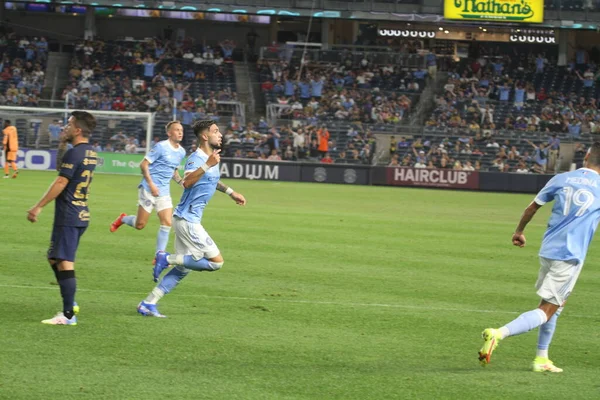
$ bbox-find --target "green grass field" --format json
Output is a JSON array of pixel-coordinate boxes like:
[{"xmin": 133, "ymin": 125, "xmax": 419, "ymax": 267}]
[{"xmin": 1, "ymin": 171, "xmax": 599, "ymax": 399}]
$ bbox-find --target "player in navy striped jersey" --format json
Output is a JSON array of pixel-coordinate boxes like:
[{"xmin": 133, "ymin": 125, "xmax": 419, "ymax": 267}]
[{"xmin": 27, "ymin": 111, "xmax": 97, "ymax": 326}]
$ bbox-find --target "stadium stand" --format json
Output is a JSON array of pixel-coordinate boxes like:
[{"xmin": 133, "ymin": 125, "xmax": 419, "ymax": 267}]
[
  {"xmin": 256, "ymin": 45, "xmax": 429, "ymax": 125},
  {"xmin": 61, "ymin": 38, "xmax": 242, "ymax": 152},
  {"xmin": 0, "ymin": 34, "xmax": 50, "ymax": 107}
]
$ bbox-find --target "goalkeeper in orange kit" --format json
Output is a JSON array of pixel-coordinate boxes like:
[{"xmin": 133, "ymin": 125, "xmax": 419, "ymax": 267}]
[{"xmin": 3, "ymin": 120, "xmax": 19, "ymax": 178}]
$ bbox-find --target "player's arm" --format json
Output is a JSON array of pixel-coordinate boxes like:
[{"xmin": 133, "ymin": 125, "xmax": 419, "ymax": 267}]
[
  {"xmin": 27, "ymin": 176, "xmax": 70, "ymax": 222},
  {"xmin": 512, "ymin": 201, "xmax": 542, "ymax": 247},
  {"xmin": 27, "ymin": 152, "xmax": 75, "ymax": 222},
  {"xmin": 217, "ymin": 181, "xmax": 247, "ymax": 205},
  {"xmin": 55, "ymin": 134, "xmax": 69, "ymax": 171},
  {"xmin": 512, "ymin": 176, "xmax": 559, "ymax": 247},
  {"xmin": 172, "ymin": 169, "xmax": 184, "ymax": 187},
  {"xmin": 182, "ymin": 150, "xmax": 221, "ymax": 189},
  {"xmin": 140, "ymin": 158, "xmax": 158, "ymax": 194}
]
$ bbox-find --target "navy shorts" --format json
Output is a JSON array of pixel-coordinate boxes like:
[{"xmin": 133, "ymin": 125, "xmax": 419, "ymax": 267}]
[{"xmin": 47, "ymin": 225, "xmax": 87, "ymax": 262}]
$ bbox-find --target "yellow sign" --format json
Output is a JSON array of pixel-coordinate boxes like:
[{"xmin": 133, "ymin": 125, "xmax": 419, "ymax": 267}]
[{"xmin": 445, "ymin": 0, "xmax": 544, "ymax": 23}]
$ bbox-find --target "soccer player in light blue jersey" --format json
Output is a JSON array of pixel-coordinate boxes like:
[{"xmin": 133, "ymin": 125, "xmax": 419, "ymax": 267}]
[
  {"xmin": 137, "ymin": 120, "xmax": 247, "ymax": 318},
  {"xmin": 479, "ymin": 142, "xmax": 600, "ymax": 372},
  {"xmin": 109, "ymin": 121, "xmax": 186, "ymax": 262}
]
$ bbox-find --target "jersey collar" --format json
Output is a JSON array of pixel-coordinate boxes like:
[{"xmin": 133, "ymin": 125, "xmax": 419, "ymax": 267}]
[
  {"xmin": 165, "ymin": 139, "xmax": 180, "ymax": 150},
  {"xmin": 579, "ymin": 168, "xmax": 599, "ymax": 175}
]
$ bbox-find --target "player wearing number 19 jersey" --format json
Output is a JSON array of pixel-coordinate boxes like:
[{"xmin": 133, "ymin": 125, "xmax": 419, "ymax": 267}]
[
  {"xmin": 27, "ymin": 111, "xmax": 98, "ymax": 326},
  {"xmin": 478, "ymin": 141, "xmax": 600, "ymax": 372}
]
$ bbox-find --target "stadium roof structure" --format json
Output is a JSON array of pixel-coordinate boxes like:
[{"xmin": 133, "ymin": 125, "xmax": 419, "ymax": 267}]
[{"xmin": 10, "ymin": 0, "xmax": 600, "ymax": 27}]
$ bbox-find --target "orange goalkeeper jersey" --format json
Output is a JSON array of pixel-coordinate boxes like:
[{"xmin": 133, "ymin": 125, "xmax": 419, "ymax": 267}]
[{"xmin": 3, "ymin": 126, "xmax": 18, "ymax": 152}]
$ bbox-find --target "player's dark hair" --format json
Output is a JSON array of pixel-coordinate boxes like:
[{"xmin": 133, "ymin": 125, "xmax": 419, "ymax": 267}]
[
  {"xmin": 192, "ymin": 120, "xmax": 215, "ymax": 141},
  {"xmin": 71, "ymin": 111, "xmax": 96, "ymax": 138},
  {"xmin": 4, "ymin": 120, "xmax": 10, "ymax": 125},
  {"xmin": 165, "ymin": 120, "xmax": 181, "ymax": 133},
  {"xmin": 586, "ymin": 141, "xmax": 600, "ymax": 167}
]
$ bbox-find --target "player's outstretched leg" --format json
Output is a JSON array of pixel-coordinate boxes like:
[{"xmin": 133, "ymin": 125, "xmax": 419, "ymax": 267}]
[
  {"xmin": 111, "ymin": 206, "xmax": 151, "ymax": 233},
  {"xmin": 532, "ymin": 308, "xmax": 563, "ymax": 373},
  {"xmin": 110, "ymin": 213, "xmax": 127, "ymax": 232},
  {"xmin": 138, "ymin": 265, "xmax": 191, "ymax": 318},
  {"xmin": 153, "ymin": 252, "xmax": 224, "ymax": 282},
  {"xmin": 479, "ymin": 308, "xmax": 548, "ymax": 366}
]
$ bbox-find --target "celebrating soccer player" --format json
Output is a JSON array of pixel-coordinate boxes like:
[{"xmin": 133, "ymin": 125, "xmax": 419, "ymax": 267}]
[
  {"xmin": 27, "ymin": 111, "xmax": 97, "ymax": 326},
  {"xmin": 137, "ymin": 120, "xmax": 246, "ymax": 318},
  {"xmin": 109, "ymin": 121, "xmax": 186, "ymax": 263},
  {"xmin": 479, "ymin": 142, "xmax": 600, "ymax": 372}
]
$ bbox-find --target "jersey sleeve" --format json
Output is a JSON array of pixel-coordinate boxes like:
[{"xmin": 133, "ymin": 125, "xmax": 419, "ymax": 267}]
[
  {"xmin": 144, "ymin": 143, "xmax": 163, "ymax": 164},
  {"xmin": 185, "ymin": 153, "xmax": 200, "ymax": 173},
  {"xmin": 534, "ymin": 175, "xmax": 563, "ymax": 205},
  {"xmin": 58, "ymin": 149, "xmax": 79, "ymax": 180}
]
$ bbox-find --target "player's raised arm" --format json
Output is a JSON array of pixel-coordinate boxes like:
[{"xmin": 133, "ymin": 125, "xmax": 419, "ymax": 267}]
[
  {"xmin": 216, "ymin": 180, "xmax": 246, "ymax": 205},
  {"xmin": 182, "ymin": 149, "xmax": 220, "ymax": 189},
  {"xmin": 55, "ymin": 132, "xmax": 68, "ymax": 170}
]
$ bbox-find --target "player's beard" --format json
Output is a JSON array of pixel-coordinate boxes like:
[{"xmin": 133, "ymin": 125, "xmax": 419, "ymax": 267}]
[{"xmin": 210, "ymin": 142, "xmax": 222, "ymax": 150}]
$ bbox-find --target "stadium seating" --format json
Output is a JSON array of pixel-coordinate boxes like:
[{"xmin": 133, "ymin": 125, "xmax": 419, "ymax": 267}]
[
  {"xmin": 256, "ymin": 53, "xmax": 426, "ymax": 125},
  {"xmin": 0, "ymin": 35, "xmax": 50, "ymax": 107},
  {"xmin": 64, "ymin": 39, "xmax": 237, "ymax": 111},
  {"xmin": 61, "ymin": 38, "xmax": 243, "ymax": 151}
]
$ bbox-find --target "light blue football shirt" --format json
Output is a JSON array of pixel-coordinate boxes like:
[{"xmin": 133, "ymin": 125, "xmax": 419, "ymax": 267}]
[
  {"xmin": 173, "ymin": 149, "xmax": 220, "ymax": 223},
  {"xmin": 534, "ymin": 168, "xmax": 600, "ymax": 264},
  {"xmin": 140, "ymin": 140, "xmax": 186, "ymax": 197}
]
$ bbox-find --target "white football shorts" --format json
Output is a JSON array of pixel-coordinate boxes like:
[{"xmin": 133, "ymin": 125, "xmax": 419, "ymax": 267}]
[
  {"xmin": 138, "ymin": 187, "xmax": 173, "ymax": 213},
  {"xmin": 535, "ymin": 257, "xmax": 583, "ymax": 306},
  {"xmin": 173, "ymin": 216, "xmax": 220, "ymax": 260}
]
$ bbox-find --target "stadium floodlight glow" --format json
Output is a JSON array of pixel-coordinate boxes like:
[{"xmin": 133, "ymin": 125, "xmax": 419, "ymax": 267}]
[
  {"xmin": 257, "ymin": 10, "xmax": 276, "ymax": 14},
  {"xmin": 207, "ymin": 8, "xmax": 221, "ymax": 12},
  {"xmin": 313, "ymin": 11, "xmax": 341, "ymax": 18},
  {"xmin": 180, "ymin": 6, "xmax": 196, "ymax": 10},
  {"xmin": 36, "ymin": 0, "xmax": 51, "ymax": 3},
  {"xmin": 135, "ymin": 4, "xmax": 146, "ymax": 8},
  {"xmin": 232, "ymin": 9, "xmax": 247, "ymax": 13},
  {"xmin": 112, "ymin": 3, "xmax": 123, "ymax": 7},
  {"xmin": 278, "ymin": 10, "xmax": 300, "ymax": 16}
]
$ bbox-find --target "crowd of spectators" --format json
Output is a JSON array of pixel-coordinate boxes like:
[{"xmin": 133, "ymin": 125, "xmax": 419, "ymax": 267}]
[
  {"xmin": 257, "ymin": 56, "xmax": 426, "ymax": 124},
  {"xmin": 211, "ymin": 119, "xmax": 375, "ymax": 164},
  {"xmin": 0, "ymin": 34, "xmax": 49, "ymax": 107},
  {"xmin": 61, "ymin": 37, "xmax": 238, "ymax": 121}
]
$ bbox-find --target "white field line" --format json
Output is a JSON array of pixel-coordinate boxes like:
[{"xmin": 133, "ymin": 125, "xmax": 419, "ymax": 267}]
[{"xmin": 0, "ymin": 284, "xmax": 597, "ymax": 320}]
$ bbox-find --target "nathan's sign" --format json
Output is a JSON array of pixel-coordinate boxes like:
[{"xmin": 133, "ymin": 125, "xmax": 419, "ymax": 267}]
[
  {"xmin": 444, "ymin": 0, "xmax": 543, "ymax": 23},
  {"xmin": 386, "ymin": 167, "xmax": 480, "ymax": 189}
]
